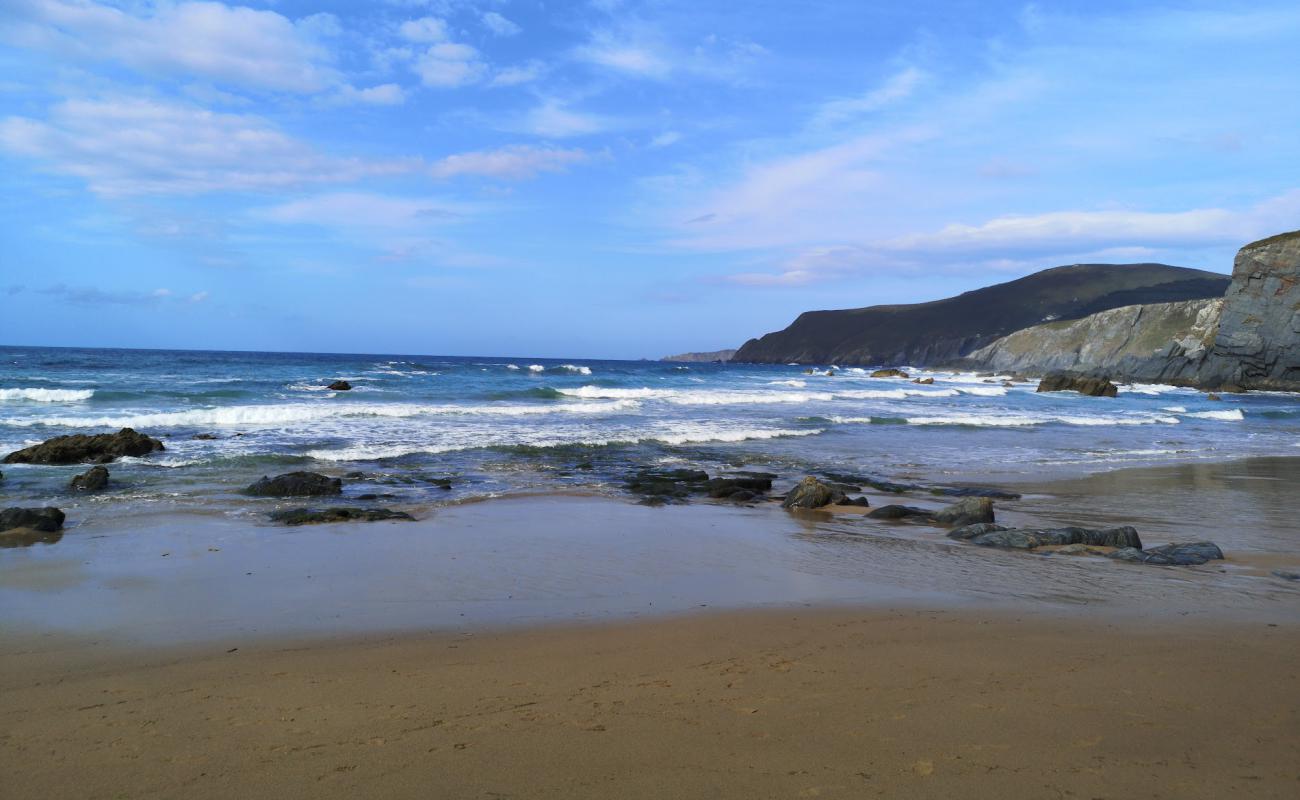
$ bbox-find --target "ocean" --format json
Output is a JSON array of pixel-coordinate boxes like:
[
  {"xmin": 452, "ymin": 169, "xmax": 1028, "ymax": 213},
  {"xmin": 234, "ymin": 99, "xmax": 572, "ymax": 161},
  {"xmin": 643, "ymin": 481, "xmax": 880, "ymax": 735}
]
[{"xmin": 2, "ymin": 345, "xmax": 1298, "ymax": 519}]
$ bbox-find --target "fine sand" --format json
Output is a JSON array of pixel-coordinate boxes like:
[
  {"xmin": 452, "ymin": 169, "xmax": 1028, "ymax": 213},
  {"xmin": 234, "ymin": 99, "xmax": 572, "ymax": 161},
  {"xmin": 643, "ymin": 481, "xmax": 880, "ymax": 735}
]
[{"xmin": 3, "ymin": 608, "xmax": 1297, "ymax": 799}]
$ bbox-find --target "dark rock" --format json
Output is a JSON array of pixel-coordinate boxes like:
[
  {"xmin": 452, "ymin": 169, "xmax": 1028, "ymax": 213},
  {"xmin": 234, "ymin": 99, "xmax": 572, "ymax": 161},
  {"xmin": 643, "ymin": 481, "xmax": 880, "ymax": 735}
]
[
  {"xmin": 932, "ymin": 486, "xmax": 1022, "ymax": 500},
  {"xmin": 1036, "ymin": 372, "xmax": 1118, "ymax": 397},
  {"xmin": 328, "ymin": 380, "xmax": 352, "ymax": 391},
  {"xmin": 1108, "ymin": 541, "xmax": 1224, "ymax": 566},
  {"xmin": 707, "ymin": 476, "xmax": 773, "ymax": 499},
  {"xmin": 961, "ymin": 525, "xmax": 1142, "ymax": 550},
  {"xmin": 947, "ymin": 523, "xmax": 1008, "ymax": 540},
  {"xmin": 268, "ymin": 507, "xmax": 414, "ymax": 526},
  {"xmin": 626, "ymin": 468, "xmax": 710, "ymax": 503},
  {"xmin": 193, "ymin": 433, "xmax": 219, "ymax": 440},
  {"xmin": 1206, "ymin": 392, "xmax": 1222, "ymax": 401},
  {"xmin": 870, "ymin": 368, "xmax": 909, "ymax": 378},
  {"xmin": 932, "ymin": 497, "xmax": 994, "ymax": 527},
  {"xmin": 838, "ymin": 496, "xmax": 871, "ymax": 507},
  {"xmin": 0, "ymin": 506, "xmax": 66, "ymax": 533},
  {"xmin": 69, "ymin": 465, "xmax": 109, "ymax": 492},
  {"xmin": 244, "ymin": 471, "xmax": 343, "ymax": 497},
  {"xmin": 1272, "ymin": 570, "xmax": 1300, "ymax": 581},
  {"xmin": 781, "ymin": 476, "xmax": 845, "ymax": 509},
  {"xmin": 912, "ymin": 377, "xmax": 935, "ymax": 385},
  {"xmin": 867, "ymin": 504, "xmax": 932, "ymax": 520},
  {"xmin": 3, "ymin": 427, "xmax": 164, "ymax": 465}
]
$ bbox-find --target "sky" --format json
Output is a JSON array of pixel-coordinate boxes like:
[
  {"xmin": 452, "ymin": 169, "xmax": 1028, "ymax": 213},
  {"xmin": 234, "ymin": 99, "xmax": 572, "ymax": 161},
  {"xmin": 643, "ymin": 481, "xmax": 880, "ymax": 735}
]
[{"xmin": 1, "ymin": 0, "xmax": 1298, "ymax": 358}]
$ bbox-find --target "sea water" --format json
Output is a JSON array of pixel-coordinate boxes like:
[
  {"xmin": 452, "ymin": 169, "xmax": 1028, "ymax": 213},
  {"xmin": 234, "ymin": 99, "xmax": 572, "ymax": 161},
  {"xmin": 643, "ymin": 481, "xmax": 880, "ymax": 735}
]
[{"xmin": 2, "ymin": 345, "xmax": 1298, "ymax": 518}]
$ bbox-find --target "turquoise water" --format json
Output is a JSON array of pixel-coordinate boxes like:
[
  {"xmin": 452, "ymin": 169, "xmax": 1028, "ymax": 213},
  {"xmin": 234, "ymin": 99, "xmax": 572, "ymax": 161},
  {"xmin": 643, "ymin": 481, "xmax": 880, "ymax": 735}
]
[{"xmin": 1, "ymin": 345, "xmax": 1298, "ymax": 517}]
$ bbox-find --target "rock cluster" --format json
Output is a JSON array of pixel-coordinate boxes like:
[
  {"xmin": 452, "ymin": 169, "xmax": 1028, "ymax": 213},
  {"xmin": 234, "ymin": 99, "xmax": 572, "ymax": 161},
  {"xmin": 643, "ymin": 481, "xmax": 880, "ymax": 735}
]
[
  {"xmin": 269, "ymin": 507, "xmax": 414, "ymax": 526},
  {"xmin": 3, "ymin": 428, "xmax": 164, "ymax": 465},
  {"xmin": 625, "ymin": 468, "xmax": 775, "ymax": 505},
  {"xmin": 1036, "ymin": 372, "xmax": 1118, "ymax": 397}
]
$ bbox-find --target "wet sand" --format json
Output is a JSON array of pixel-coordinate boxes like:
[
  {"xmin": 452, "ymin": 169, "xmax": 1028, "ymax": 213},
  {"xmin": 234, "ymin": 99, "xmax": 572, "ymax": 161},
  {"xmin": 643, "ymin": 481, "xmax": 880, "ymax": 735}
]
[
  {"xmin": 2, "ymin": 458, "xmax": 1298, "ymax": 798},
  {"xmin": 3, "ymin": 608, "xmax": 1297, "ymax": 799}
]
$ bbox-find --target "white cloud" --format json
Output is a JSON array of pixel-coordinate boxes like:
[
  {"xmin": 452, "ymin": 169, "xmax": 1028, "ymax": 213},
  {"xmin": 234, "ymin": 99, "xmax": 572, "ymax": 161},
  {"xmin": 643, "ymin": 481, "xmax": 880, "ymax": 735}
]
[
  {"xmin": 576, "ymin": 29, "xmax": 672, "ymax": 78},
  {"xmin": 413, "ymin": 42, "xmax": 485, "ymax": 88},
  {"xmin": 430, "ymin": 145, "xmax": 589, "ymax": 180},
  {"xmin": 398, "ymin": 16, "xmax": 449, "ymax": 43},
  {"xmin": 518, "ymin": 99, "xmax": 610, "ymax": 138},
  {"xmin": 649, "ymin": 131, "xmax": 682, "ymax": 148},
  {"xmin": 258, "ymin": 192, "xmax": 470, "ymax": 230},
  {"xmin": 0, "ymin": 97, "xmax": 413, "ymax": 196},
  {"xmin": 490, "ymin": 61, "xmax": 545, "ymax": 87},
  {"xmin": 811, "ymin": 67, "xmax": 925, "ymax": 127},
  {"xmin": 481, "ymin": 11, "xmax": 521, "ymax": 37},
  {"xmin": 1, "ymin": 0, "xmax": 339, "ymax": 93},
  {"xmin": 334, "ymin": 83, "xmax": 407, "ymax": 105}
]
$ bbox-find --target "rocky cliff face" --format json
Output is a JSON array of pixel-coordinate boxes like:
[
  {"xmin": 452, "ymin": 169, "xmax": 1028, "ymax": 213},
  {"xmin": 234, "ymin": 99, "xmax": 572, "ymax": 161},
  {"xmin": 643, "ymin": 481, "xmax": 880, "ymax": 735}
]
[
  {"xmin": 1197, "ymin": 231, "xmax": 1300, "ymax": 390},
  {"xmin": 732, "ymin": 264, "xmax": 1229, "ymax": 366},
  {"xmin": 966, "ymin": 231, "xmax": 1299, "ymax": 390},
  {"xmin": 968, "ymin": 298, "xmax": 1222, "ymax": 380}
]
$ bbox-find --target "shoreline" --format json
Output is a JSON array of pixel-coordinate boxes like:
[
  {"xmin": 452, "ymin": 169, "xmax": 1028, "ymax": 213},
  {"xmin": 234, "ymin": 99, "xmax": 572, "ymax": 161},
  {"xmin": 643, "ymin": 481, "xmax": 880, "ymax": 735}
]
[{"xmin": 3, "ymin": 606, "xmax": 1297, "ymax": 799}]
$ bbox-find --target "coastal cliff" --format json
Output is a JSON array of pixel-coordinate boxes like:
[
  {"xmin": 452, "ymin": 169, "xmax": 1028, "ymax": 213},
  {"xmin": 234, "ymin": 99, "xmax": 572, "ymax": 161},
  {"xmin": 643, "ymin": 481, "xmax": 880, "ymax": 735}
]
[
  {"xmin": 967, "ymin": 231, "xmax": 1299, "ymax": 391},
  {"xmin": 662, "ymin": 349, "xmax": 737, "ymax": 363},
  {"xmin": 967, "ymin": 298, "xmax": 1222, "ymax": 380},
  {"xmin": 732, "ymin": 264, "xmax": 1229, "ymax": 366}
]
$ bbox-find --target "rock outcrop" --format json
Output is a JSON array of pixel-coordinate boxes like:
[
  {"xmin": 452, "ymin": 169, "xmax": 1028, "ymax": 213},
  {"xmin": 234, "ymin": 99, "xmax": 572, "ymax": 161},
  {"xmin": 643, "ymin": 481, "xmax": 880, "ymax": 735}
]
[
  {"xmin": 244, "ymin": 472, "xmax": 343, "ymax": 497},
  {"xmin": 782, "ymin": 476, "xmax": 845, "ymax": 509},
  {"xmin": 69, "ymin": 466, "xmax": 110, "ymax": 491},
  {"xmin": 327, "ymin": 380, "xmax": 352, "ymax": 391},
  {"xmin": 3, "ymin": 428, "xmax": 164, "ymax": 465},
  {"xmin": 268, "ymin": 507, "xmax": 414, "ymax": 525},
  {"xmin": 1036, "ymin": 372, "xmax": 1119, "ymax": 397},
  {"xmin": 967, "ymin": 231, "xmax": 1299, "ymax": 391},
  {"xmin": 733, "ymin": 263, "xmax": 1229, "ymax": 366},
  {"xmin": 1, "ymin": 507, "xmax": 66, "ymax": 533},
  {"xmin": 661, "ymin": 349, "xmax": 737, "ymax": 363}
]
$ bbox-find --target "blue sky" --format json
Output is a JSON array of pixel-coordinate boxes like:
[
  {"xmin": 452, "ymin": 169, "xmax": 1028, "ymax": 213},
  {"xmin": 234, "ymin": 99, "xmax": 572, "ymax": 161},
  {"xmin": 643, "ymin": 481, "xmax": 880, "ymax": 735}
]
[{"xmin": 1, "ymin": 0, "xmax": 1297, "ymax": 358}]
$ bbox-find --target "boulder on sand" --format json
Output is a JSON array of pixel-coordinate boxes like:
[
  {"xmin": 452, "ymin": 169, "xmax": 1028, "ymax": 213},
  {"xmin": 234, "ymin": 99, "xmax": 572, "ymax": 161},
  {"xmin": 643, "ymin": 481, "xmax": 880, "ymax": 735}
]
[
  {"xmin": 782, "ymin": 476, "xmax": 845, "ymax": 509},
  {"xmin": 244, "ymin": 472, "xmax": 343, "ymax": 497},
  {"xmin": 867, "ymin": 504, "xmax": 932, "ymax": 520},
  {"xmin": 69, "ymin": 465, "xmax": 109, "ymax": 492},
  {"xmin": 3, "ymin": 428, "xmax": 164, "ymax": 465},
  {"xmin": 327, "ymin": 380, "xmax": 352, "ymax": 391},
  {"xmin": 1, "ymin": 507, "xmax": 66, "ymax": 533},
  {"xmin": 1036, "ymin": 372, "xmax": 1118, "ymax": 397},
  {"xmin": 932, "ymin": 497, "xmax": 994, "ymax": 527},
  {"xmin": 1108, "ymin": 541, "xmax": 1224, "ymax": 566}
]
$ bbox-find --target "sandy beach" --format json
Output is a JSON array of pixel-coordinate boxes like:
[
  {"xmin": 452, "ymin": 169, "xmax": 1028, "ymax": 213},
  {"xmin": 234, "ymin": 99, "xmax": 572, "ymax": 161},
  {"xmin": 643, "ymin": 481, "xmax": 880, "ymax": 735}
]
[{"xmin": 3, "ymin": 608, "xmax": 1297, "ymax": 799}]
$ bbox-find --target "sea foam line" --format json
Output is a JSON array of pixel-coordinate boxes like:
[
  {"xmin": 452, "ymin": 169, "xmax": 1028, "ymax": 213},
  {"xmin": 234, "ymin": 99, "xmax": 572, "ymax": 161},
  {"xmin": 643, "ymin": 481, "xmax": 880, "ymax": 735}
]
[{"xmin": 0, "ymin": 388, "xmax": 95, "ymax": 402}]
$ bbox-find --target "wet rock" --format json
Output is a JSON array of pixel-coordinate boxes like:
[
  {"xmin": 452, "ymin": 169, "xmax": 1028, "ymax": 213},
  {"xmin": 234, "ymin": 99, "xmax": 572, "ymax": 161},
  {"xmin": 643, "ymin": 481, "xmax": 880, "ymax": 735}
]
[
  {"xmin": 1108, "ymin": 541, "xmax": 1224, "ymax": 566},
  {"xmin": 1036, "ymin": 372, "xmax": 1118, "ymax": 397},
  {"xmin": 959, "ymin": 525, "xmax": 1142, "ymax": 550},
  {"xmin": 707, "ymin": 476, "xmax": 773, "ymax": 499},
  {"xmin": 626, "ymin": 468, "xmax": 710, "ymax": 504},
  {"xmin": 912, "ymin": 377, "xmax": 935, "ymax": 385},
  {"xmin": 244, "ymin": 471, "xmax": 343, "ymax": 497},
  {"xmin": 69, "ymin": 465, "xmax": 109, "ymax": 492},
  {"xmin": 932, "ymin": 486, "xmax": 1022, "ymax": 500},
  {"xmin": 1272, "ymin": 570, "xmax": 1300, "ymax": 581},
  {"xmin": 268, "ymin": 507, "xmax": 414, "ymax": 526},
  {"xmin": 781, "ymin": 476, "xmax": 845, "ymax": 509},
  {"xmin": 837, "ymin": 496, "xmax": 871, "ymax": 507},
  {"xmin": 328, "ymin": 380, "xmax": 352, "ymax": 391},
  {"xmin": 870, "ymin": 368, "xmax": 909, "ymax": 378},
  {"xmin": 193, "ymin": 433, "xmax": 219, "ymax": 441},
  {"xmin": 3, "ymin": 427, "xmax": 164, "ymax": 465},
  {"xmin": 947, "ymin": 523, "xmax": 1007, "ymax": 540},
  {"xmin": 1, "ymin": 506, "xmax": 66, "ymax": 533},
  {"xmin": 867, "ymin": 504, "xmax": 932, "ymax": 520},
  {"xmin": 1206, "ymin": 392, "xmax": 1222, "ymax": 401},
  {"xmin": 933, "ymin": 497, "xmax": 994, "ymax": 527}
]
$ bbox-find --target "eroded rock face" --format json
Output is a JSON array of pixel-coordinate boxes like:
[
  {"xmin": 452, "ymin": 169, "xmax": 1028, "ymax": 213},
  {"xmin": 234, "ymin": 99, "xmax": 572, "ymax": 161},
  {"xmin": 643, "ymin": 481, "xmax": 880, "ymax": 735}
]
[
  {"xmin": 1200, "ymin": 231, "xmax": 1300, "ymax": 391},
  {"xmin": 3, "ymin": 428, "xmax": 164, "ymax": 465},
  {"xmin": 69, "ymin": 466, "xmax": 109, "ymax": 491},
  {"xmin": 244, "ymin": 472, "xmax": 343, "ymax": 497},
  {"xmin": 1036, "ymin": 372, "xmax": 1118, "ymax": 397}
]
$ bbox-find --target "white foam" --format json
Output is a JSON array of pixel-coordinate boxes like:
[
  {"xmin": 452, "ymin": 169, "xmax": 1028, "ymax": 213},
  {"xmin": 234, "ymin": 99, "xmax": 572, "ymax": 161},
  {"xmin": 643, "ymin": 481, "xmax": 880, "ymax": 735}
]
[
  {"xmin": 957, "ymin": 386, "xmax": 1008, "ymax": 397},
  {"xmin": 902, "ymin": 412, "xmax": 1180, "ymax": 427},
  {"xmin": 305, "ymin": 425, "xmax": 823, "ymax": 461},
  {"xmin": 769, "ymin": 380, "xmax": 807, "ymax": 388},
  {"xmin": 506, "ymin": 364, "xmax": 520, "ymax": 370},
  {"xmin": 555, "ymin": 364, "xmax": 593, "ymax": 375},
  {"xmin": 528, "ymin": 364, "xmax": 545, "ymax": 373},
  {"xmin": 835, "ymin": 388, "xmax": 961, "ymax": 399},
  {"xmin": 1161, "ymin": 406, "xmax": 1188, "ymax": 413},
  {"xmin": 1, "ymin": 400, "xmax": 642, "ymax": 428},
  {"xmin": 1184, "ymin": 409, "xmax": 1245, "ymax": 421},
  {"xmin": 0, "ymin": 388, "xmax": 95, "ymax": 402}
]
